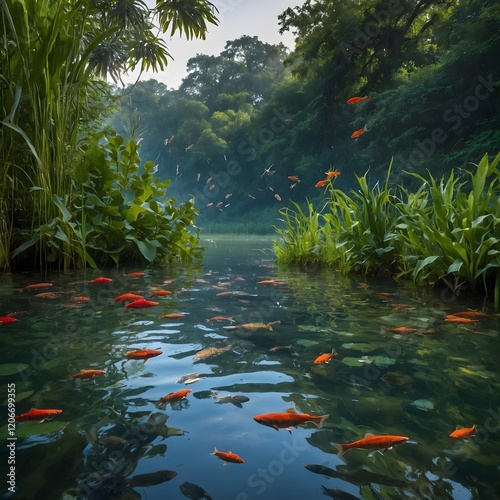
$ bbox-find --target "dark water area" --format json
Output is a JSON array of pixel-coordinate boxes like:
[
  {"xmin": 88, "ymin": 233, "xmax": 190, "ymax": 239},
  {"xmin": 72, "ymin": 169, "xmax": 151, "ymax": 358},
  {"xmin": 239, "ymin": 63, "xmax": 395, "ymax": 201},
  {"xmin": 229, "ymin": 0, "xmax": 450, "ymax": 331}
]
[{"xmin": 1, "ymin": 235, "xmax": 499, "ymax": 500}]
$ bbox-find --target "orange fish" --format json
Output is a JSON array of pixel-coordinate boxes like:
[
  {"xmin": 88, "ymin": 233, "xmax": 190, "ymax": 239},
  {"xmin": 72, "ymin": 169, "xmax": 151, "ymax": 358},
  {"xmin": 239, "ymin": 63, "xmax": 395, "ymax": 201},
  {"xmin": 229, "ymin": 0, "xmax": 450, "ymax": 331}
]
[
  {"xmin": 73, "ymin": 296, "xmax": 90, "ymax": 302},
  {"xmin": 72, "ymin": 369, "xmax": 106, "ymax": 379},
  {"xmin": 325, "ymin": 170, "xmax": 341, "ymax": 178},
  {"xmin": 315, "ymin": 179, "xmax": 330, "ymax": 188},
  {"xmin": 314, "ymin": 348, "xmax": 337, "ymax": 364},
  {"xmin": 257, "ymin": 280, "xmax": 284, "ymax": 286},
  {"xmin": 125, "ymin": 299, "xmax": 159, "ymax": 308},
  {"xmin": 332, "ymin": 434, "xmax": 409, "ymax": 458},
  {"xmin": 90, "ymin": 277, "xmax": 112, "ymax": 284},
  {"xmin": 0, "ymin": 316, "xmax": 17, "ymax": 324},
  {"xmin": 122, "ymin": 272, "xmax": 145, "ymax": 277},
  {"xmin": 444, "ymin": 315, "xmax": 478, "ymax": 324},
  {"xmin": 452, "ymin": 310, "xmax": 488, "ymax": 319},
  {"xmin": 125, "ymin": 349, "xmax": 163, "ymax": 361},
  {"xmin": 351, "ymin": 125, "xmax": 368, "ymax": 139},
  {"xmin": 151, "ymin": 290, "xmax": 172, "ymax": 297},
  {"xmin": 160, "ymin": 313, "xmax": 185, "ymax": 319},
  {"xmin": 346, "ymin": 95, "xmax": 371, "ymax": 104},
  {"xmin": 385, "ymin": 326, "xmax": 418, "ymax": 334},
  {"xmin": 15, "ymin": 408, "xmax": 62, "ymax": 422},
  {"xmin": 35, "ymin": 292, "xmax": 61, "ymax": 299},
  {"xmin": 211, "ymin": 447, "xmax": 244, "ymax": 464},
  {"xmin": 288, "ymin": 175, "xmax": 300, "ymax": 182},
  {"xmin": 449, "ymin": 425, "xmax": 477, "ymax": 440},
  {"xmin": 253, "ymin": 408, "xmax": 329, "ymax": 433},
  {"xmin": 24, "ymin": 282, "xmax": 53, "ymax": 291},
  {"xmin": 206, "ymin": 315, "xmax": 234, "ymax": 322},
  {"xmin": 114, "ymin": 293, "xmax": 144, "ymax": 302},
  {"xmin": 154, "ymin": 389, "xmax": 191, "ymax": 406}
]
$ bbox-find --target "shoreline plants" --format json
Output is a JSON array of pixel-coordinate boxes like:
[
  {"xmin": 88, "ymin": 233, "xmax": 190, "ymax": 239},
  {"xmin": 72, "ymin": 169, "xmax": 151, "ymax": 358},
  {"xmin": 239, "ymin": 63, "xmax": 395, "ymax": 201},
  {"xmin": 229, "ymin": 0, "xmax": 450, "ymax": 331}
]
[{"xmin": 274, "ymin": 152, "xmax": 500, "ymax": 307}]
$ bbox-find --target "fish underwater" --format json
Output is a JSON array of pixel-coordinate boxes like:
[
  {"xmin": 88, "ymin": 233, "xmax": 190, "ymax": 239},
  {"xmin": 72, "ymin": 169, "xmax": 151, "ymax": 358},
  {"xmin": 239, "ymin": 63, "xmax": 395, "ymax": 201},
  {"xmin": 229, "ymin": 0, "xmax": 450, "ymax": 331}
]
[
  {"xmin": 194, "ymin": 344, "xmax": 234, "ymax": 361},
  {"xmin": 125, "ymin": 349, "xmax": 163, "ymax": 361},
  {"xmin": 211, "ymin": 447, "xmax": 244, "ymax": 464},
  {"xmin": 346, "ymin": 95, "xmax": 371, "ymax": 104},
  {"xmin": 314, "ymin": 348, "xmax": 337, "ymax": 364},
  {"xmin": 351, "ymin": 125, "xmax": 368, "ymax": 139},
  {"xmin": 90, "ymin": 277, "xmax": 112, "ymax": 284},
  {"xmin": 224, "ymin": 321, "xmax": 280, "ymax": 331},
  {"xmin": 449, "ymin": 425, "xmax": 477, "ymax": 440},
  {"xmin": 72, "ymin": 369, "xmax": 106, "ymax": 379},
  {"xmin": 0, "ymin": 316, "xmax": 17, "ymax": 324},
  {"xmin": 331, "ymin": 433, "xmax": 409, "ymax": 457},
  {"xmin": 125, "ymin": 298, "xmax": 159, "ymax": 308},
  {"xmin": 212, "ymin": 391, "xmax": 250, "ymax": 408},
  {"xmin": 113, "ymin": 293, "xmax": 143, "ymax": 302},
  {"xmin": 253, "ymin": 407, "xmax": 329, "ymax": 433},
  {"xmin": 154, "ymin": 389, "xmax": 191, "ymax": 407},
  {"xmin": 15, "ymin": 408, "xmax": 62, "ymax": 422}
]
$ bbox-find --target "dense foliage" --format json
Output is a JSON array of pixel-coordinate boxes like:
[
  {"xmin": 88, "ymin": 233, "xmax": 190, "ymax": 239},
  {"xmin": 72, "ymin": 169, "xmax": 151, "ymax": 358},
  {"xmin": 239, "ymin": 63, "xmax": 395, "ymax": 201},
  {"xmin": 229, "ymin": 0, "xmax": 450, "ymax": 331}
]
[
  {"xmin": 274, "ymin": 153, "xmax": 500, "ymax": 307},
  {"xmin": 0, "ymin": 0, "xmax": 217, "ymax": 270}
]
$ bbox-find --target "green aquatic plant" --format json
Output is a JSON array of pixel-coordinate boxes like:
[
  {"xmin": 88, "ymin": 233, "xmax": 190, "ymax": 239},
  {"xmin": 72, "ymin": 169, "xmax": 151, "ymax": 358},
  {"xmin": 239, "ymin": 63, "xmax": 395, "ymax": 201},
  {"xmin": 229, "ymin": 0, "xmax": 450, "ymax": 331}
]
[
  {"xmin": 273, "ymin": 152, "xmax": 500, "ymax": 306},
  {"xmin": 397, "ymin": 152, "xmax": 500, "ymax": 306}
]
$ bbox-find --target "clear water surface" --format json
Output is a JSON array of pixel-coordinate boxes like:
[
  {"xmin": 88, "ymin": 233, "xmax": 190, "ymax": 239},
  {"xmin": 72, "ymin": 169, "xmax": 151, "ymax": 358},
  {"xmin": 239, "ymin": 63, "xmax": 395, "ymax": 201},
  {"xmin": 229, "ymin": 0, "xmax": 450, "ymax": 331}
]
[{"xmin": 0, "ymin": 235, "xmax": 499, "ymax": 499}]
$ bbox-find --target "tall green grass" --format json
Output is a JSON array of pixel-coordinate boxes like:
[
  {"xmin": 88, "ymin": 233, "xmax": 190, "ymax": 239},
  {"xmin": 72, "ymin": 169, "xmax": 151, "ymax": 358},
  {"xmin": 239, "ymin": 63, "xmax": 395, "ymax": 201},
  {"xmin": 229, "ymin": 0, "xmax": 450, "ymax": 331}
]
[{"xmin": 274, "ymin": 152, "xmax": 500, "ymax": 307}]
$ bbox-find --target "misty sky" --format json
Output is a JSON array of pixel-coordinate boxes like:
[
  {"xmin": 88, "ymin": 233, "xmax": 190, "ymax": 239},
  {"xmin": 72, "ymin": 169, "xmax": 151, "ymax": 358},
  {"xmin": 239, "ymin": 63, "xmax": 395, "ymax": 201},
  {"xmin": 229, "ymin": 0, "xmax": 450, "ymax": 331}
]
[{"xmin": 121, "ymin": 0, "xmax": 300, "ymax": 88}]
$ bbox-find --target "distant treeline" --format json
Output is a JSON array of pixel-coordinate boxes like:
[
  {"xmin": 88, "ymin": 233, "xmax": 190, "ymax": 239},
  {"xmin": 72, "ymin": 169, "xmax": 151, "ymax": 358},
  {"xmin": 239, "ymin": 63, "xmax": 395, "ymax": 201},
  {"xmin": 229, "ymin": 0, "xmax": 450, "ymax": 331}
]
[{"xmin": 113, "ymin": 0, "xmax": 500, "ymax": 229}]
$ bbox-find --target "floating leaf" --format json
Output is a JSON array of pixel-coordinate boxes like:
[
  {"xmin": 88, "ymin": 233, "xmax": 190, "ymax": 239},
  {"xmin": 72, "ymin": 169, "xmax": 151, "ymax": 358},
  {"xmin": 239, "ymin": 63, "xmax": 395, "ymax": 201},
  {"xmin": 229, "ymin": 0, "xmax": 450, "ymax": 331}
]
[{"xmin": 0, "ymin": 363, "xmax": 29, "ymax": 376}]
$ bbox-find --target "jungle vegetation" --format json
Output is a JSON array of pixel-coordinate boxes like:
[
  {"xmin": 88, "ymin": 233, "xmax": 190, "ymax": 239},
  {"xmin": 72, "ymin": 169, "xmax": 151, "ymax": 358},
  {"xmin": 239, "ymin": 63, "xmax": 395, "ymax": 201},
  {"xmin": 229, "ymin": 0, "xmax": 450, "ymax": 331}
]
[{"xmin": 0, "ymin": 0, "xmax": 218, "ymax": 270}]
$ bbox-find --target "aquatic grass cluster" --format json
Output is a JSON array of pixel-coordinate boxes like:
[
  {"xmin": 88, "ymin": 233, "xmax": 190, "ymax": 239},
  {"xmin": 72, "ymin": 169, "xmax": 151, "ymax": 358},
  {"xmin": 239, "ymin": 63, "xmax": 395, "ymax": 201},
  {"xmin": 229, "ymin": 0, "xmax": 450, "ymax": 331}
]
[{"xmin": 274, "ymin": 152, "xmax": 500, "ymax": 306}]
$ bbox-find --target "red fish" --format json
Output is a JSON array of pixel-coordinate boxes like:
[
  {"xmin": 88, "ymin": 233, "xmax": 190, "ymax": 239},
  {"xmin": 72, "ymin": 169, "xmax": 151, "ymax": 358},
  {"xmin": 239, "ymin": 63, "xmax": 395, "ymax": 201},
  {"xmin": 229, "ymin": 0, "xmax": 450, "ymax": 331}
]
[
  {"xmin": 0, "ymin": 316, "xmax": 17, "ymax": 324},
  {"xmin": 35, "ymin": 292, "xmax": 62, "ymax": 299},
  {"xmin": 384, "ymin": 327, "xmax": 418, "ymax": 334},
  {"xmin": 151, "ymin": 290, "xmax": 172, "ymax": 297},
  {"xmin": 73, "ymin": 296, "xmax": 90, "ymax": 302},
  {"xmin": 257, "ymin": 280, "xmax": 284, "ymax": 286},
  {"xmin": 315, "ymin": 179, "xmax": 330, "ymax": 188},
  {"xmin": 114, "ymin": 293, "xmax": 144, "ymax": 303},
  {"xmin": 332, "ymin": 434, "xmax": 409, "ymax": 457},
  {"xmin": 15, "ymin": 408, "xmax": 62, "ymax": 422},
  {"xmin": 125, "ymin": 349, "xmax": 163, "ymax": 361},
  {"xmin": 206, "ymin": 315, "xmax": 234, "ymax": 322},
  {"xmin": 253, "ymin": 408, "xmax": 329, "ymax": 433},
  {"xmin": 449, "ymin": 425, "xmax": 477, "ymax": 440},
  {"xmin": 160, "ymin": 313, "xmax": 185, "ymax": 319},
  {"xmin": 444, "ymin": 315, "xmax": 478, "ymax": 324},
  {"xmin": 351, "ymin": 125, "xmax": 368, "ymax": 139},
  {"xmin": 24, "ymin": 282, "xmax": 53, "ymax": 291},
  {"xmin": 211, "ymin": 447, "xmax": 244, "ymax": 464},
  {"xmin": 122, "ymin": 272, "xmax": 145, "ymax": 277},
  {"xmin": 72, "ymin": 369, "xmax": 106, "ymax": 379},
  {"xmin": 325, "ymin": 170, "xmax": 341, "ymax": 179},
  {"xmin": 90, "ymin": 277, "xmax": 112, "ymax": 284},
  {"xmin": 452, "ymin": 310, "xmax": 488, "ymax": 318},
  {"xmin": 154, "ymin": 389, "xmax": 191, "ymax": 406},
  {"xmin": 346, "ymin": 95, "xmax": 371, "ymax": 104},
  {"xmin": 314, "ymin": 348, "xmax": 337, "ymax": 364},
  {"xmin": 125, "ymin": 299, "xmax": 159, "ymax": 308},
  {"xmin": 288, "ymin": 175, "xmax": 300, "ymax": 182}
]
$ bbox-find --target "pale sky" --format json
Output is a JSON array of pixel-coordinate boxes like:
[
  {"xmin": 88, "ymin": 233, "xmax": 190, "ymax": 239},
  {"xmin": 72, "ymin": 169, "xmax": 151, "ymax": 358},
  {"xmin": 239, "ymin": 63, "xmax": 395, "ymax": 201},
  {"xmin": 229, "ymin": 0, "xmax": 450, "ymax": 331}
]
[{"xmin": 122, "ymin": 0, "xmax": 300, "ymax": 88}]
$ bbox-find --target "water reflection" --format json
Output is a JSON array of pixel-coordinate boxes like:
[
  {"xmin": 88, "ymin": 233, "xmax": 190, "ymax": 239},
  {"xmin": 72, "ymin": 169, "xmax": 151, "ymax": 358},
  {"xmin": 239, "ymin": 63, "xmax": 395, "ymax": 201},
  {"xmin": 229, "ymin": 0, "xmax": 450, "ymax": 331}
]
[{"xmin": 0, "ymin": 236, "xmax": 499, "ymax": 499}]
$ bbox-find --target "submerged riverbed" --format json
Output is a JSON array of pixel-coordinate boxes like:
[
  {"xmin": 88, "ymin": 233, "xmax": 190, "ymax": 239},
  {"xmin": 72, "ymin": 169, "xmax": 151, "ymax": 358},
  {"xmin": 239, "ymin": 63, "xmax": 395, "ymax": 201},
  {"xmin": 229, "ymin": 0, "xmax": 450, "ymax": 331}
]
[{"xmin": 1, "ymin": 235, "xmax": 499, "ymax": 499}]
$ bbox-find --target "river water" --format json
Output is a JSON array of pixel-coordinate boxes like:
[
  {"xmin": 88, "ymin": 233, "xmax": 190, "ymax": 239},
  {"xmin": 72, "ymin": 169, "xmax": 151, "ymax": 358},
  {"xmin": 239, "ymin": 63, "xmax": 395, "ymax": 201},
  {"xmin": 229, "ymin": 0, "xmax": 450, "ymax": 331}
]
[{"xmin": 0, "ymin": 235, "xmax": 499, "ymax": 499}]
